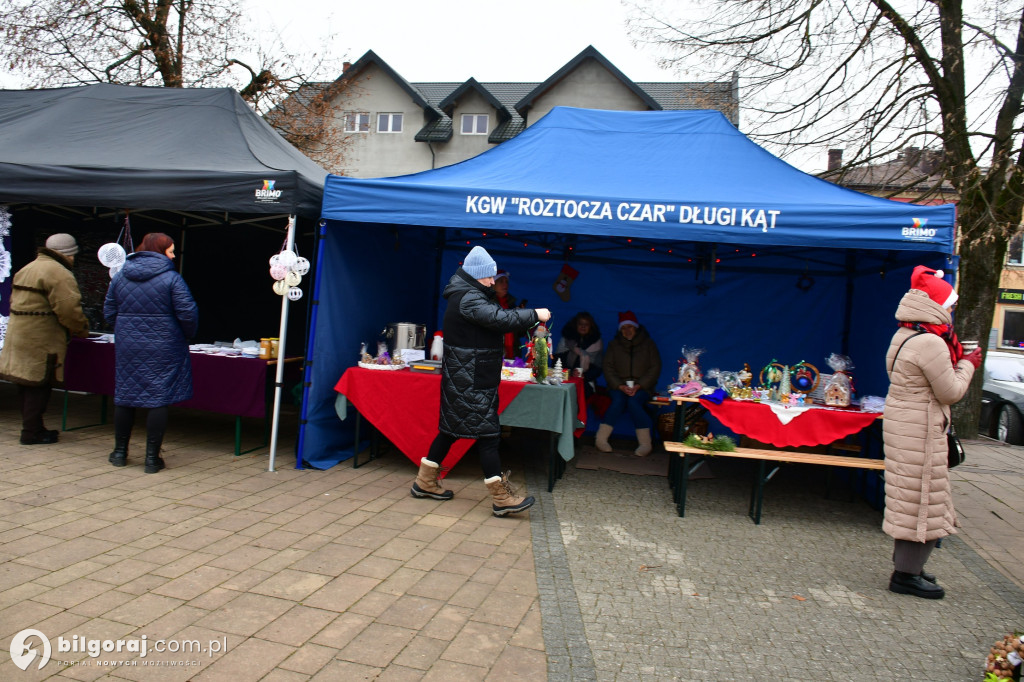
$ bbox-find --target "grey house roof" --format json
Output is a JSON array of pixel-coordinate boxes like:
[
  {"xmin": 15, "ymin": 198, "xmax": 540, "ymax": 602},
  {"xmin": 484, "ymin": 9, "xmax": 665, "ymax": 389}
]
[
  {"xmin": 820, "ymin": 148, "xmax": 957, "ymax": 199},
  {"xmin": 301, "ymin": 45, "xmax": 739, "ymax": 145}
]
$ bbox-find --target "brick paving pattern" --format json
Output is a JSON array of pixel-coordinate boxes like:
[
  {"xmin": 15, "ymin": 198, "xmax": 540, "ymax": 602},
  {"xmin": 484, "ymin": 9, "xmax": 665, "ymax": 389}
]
[{"xmin": 0, "ymin": 385, "xmax": 1020, "ymax": 680}]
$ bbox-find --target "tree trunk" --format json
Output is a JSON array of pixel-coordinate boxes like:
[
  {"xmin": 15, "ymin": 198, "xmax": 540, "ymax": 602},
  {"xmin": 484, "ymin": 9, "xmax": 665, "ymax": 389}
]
[{"xmin": 950, "ymin": 202, "xmax": 1006, "ymax": 438}]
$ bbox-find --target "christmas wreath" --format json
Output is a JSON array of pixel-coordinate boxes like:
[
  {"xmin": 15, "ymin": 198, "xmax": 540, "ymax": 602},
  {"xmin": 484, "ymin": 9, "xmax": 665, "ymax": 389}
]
[
  {"xmin": 682, "ymin": 433, "xmax": 736, "ymax": 452},
  {"xmin": 985, "ymin": 632, "xmax": 1023, "ymax": 681}
]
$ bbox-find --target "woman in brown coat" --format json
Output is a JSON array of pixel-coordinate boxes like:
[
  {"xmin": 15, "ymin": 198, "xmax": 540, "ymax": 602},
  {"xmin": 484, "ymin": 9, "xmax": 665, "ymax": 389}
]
[
  {"xmin": 883, "ymin": 266, "xmax": 981, "ymax": 599},
  {"xmin": 0, "ymin": 234, "xmax": 90, "ymax": 444}
]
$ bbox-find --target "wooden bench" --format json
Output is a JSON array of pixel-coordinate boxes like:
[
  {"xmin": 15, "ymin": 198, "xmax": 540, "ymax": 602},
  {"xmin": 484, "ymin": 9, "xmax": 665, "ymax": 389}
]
[{"xmin": 664, "ymin": 441, "xmax": 885, "ymax": 524}]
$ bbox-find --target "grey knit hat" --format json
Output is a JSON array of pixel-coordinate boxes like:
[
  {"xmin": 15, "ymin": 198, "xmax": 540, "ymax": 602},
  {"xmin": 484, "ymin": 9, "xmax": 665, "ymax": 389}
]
[
  {"xmin": 45, "ymin": 233, "xmax": 79, "ymax": 256},
  {"xmin": 462, "ymin": 245, "xmax": 497, "ymax": 279}
]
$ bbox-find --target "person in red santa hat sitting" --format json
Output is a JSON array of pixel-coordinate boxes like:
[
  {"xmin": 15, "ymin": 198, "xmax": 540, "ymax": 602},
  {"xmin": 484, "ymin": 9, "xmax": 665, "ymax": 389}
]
[{"xmin": 596, "ymin": 311, "xmax": 661, "ymax": 456}]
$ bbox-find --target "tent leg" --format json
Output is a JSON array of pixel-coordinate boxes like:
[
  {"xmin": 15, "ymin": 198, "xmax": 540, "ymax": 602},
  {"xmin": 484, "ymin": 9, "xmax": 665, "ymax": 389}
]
[{"xmin": 268, "ymin": 215, "xmax": 296, "ymax": 472}]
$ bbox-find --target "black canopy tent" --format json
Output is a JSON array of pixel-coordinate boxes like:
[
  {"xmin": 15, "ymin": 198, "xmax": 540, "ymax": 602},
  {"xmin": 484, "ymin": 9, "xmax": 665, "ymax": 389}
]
[{"xmin": 0, "ymin": 83, "xmax": 328, "ymax": 351}]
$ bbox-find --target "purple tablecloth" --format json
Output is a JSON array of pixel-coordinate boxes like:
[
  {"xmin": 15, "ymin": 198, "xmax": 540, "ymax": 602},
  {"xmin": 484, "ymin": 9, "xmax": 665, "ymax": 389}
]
[{"xmin": 64, "ymin": 338, "xmax": 270, "ymax": 418}]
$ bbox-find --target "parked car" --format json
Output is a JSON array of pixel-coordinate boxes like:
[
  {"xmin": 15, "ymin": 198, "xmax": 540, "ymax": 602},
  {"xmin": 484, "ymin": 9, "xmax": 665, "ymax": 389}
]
[{"xmin": 980, "ymin": 351, "xmax": 1024, "ymax": 444}]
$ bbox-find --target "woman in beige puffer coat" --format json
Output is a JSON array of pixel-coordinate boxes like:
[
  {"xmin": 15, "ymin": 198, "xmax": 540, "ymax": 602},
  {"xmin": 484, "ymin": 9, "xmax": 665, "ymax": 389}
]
[{"xmin": 882, "ymin": 266, "xmax": 981, "ymax": 600}]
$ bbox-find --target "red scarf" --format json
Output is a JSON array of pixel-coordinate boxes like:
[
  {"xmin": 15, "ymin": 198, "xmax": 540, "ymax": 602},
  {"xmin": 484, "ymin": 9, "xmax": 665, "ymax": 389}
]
[{"xmin": 899, "ymin": 321, "xmax": 963, "ymax": 365}]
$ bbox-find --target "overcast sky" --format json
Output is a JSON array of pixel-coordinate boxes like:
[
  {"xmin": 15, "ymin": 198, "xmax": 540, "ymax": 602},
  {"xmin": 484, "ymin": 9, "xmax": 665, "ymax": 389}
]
[{"xmin": 248, "ymin": 0, "xmax": 677, "ymax": 83}]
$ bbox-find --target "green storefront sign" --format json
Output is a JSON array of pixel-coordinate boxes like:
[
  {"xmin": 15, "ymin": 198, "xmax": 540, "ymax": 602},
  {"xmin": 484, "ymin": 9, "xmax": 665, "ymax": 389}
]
[{"xmin": 998, "ymin": 289, "xmax": 1024, "ymax": 303}]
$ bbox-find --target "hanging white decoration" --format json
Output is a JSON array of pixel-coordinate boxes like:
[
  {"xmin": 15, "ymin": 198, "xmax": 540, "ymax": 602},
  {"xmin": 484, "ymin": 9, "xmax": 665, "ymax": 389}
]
[
  {"xmin": 276, "ymin": 249, "xmax": 297, "ymax": 268},
  {"xmin": 0, "ymin": 315, "xmax": 7, "ymax": 351},
  {"xmin": 0, "ymin": 247, "xmax": 10, "ymax": 283},
  {"xmin": 269, "ymin": 237, "xmax": 304, "ymax": 301},
  {"xmin": 98, "ymin": 242, "xmax": 127, "ymax": 268},
  {"xmin": 0, "ymin": 205, "xmax": 11, "ymax": 238}
]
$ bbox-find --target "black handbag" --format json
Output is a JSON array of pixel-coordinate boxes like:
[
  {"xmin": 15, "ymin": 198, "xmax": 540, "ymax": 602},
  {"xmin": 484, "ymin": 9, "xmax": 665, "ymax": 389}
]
[
  {"xmin": 890, "ymin": 330, "xmax": 966, "ymax": 469},
  {"xmin": 947, "ymin": 425, "xmax": 965, "ymax": 469}
]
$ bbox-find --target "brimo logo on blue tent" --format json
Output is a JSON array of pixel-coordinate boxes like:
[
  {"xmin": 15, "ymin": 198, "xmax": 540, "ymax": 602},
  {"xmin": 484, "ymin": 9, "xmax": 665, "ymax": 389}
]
[{"xmin": 902, "ymin": 218, "xmax": 936, "ymax": 240}]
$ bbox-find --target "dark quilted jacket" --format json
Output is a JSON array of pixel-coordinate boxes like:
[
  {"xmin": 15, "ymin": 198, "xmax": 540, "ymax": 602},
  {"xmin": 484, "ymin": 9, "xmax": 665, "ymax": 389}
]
[
  {"xmin": 104, "ymin": 251, "xmax": 198, "ymax": 408},
  {"xmin": 439, "ymin": 269, "xmax": 538, "ymax": 438}
]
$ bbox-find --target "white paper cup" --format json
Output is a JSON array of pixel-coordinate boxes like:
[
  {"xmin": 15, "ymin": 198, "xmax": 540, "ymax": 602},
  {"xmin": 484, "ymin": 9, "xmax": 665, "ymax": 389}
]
[
  {"xmin": 625, "ymin": 380, "xmax": 635, "ymax": 388},
  {"xmin": 961, "ymin": 340, "xmax": 979, "ymax": 353}
]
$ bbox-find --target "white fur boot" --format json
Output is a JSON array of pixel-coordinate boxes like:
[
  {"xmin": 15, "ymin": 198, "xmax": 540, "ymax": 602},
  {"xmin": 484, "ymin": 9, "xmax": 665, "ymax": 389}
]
[
  {"xmin": 595, "ymin": 423, "xmax": 614, "ymax": 453},
  {"xmin": 634, "ymin": 428, "xmax": 653, "ymax": 457}
]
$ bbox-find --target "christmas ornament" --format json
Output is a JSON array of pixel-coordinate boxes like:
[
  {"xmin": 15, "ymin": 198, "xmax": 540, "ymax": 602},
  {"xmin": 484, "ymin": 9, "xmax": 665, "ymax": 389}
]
[
  {"xmin": 552, "ymin": 264, "xmax": 579, "ymax": 302},
  {"xmin": 269, "ymin": 238, "xmax": 306, "ymax": 299}
]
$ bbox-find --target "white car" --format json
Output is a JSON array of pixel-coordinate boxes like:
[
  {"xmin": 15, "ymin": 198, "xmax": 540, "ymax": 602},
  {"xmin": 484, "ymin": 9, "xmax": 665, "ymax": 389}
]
[{"xmin": 980, "ymin": 351, "xmax": 1024, "ymax": 444}]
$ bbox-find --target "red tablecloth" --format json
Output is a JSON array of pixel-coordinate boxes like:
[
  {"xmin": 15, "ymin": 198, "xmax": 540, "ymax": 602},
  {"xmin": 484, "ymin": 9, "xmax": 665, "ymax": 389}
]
[
  {"xmin": 334, "ymin": 367, "xmax": 585, "ymax": 473},
  {"xmin": 65, "ymin": 338, "xmax": 274, "ymax": 418},
  {"xmin": 698, "ymin": 397, "xmax": 880, "ymax": 448}
]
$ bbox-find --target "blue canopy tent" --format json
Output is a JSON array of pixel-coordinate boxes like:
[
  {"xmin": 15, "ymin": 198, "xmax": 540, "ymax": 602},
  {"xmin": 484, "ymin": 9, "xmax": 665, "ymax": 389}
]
[{"xmin": 299, "ymin": 107, "xmax": 956, "ymax": 469}]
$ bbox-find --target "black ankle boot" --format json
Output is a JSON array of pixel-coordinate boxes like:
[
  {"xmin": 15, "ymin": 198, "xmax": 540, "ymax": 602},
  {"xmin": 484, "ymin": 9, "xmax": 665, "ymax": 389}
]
[
  {"xmin": 889, "ymin": 571, "xmax": 944, "ymax": 599},
  {"xmin": 144, "ymin": 440, "xmax": 165, "ymax": 474},
  {"xmin": 108, "ymin": 435, "xmax": 130, "ymax": 467}
]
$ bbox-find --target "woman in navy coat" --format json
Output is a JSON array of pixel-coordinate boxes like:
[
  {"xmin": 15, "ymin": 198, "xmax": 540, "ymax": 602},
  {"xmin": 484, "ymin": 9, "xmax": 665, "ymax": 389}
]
[{"xmin": 104, "ymin": 233, "xmax": 198, "ymax": 473}]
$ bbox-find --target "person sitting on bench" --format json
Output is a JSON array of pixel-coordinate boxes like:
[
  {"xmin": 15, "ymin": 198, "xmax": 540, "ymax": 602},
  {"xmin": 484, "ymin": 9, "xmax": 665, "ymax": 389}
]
[{"xmin": 595, "ymin": 311, "xmax": 661, "ymax": 457}]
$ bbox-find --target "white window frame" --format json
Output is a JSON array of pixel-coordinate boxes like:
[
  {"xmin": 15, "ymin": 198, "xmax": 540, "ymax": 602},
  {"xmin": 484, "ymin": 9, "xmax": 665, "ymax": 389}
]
[
  {"xmin": 999, "ymin": 306, "xmax": 1024, "ymax": 350},
  {"xmin": 378, "ymin": 113, "xmax": 403, "ymax": 133},
  {"xmin": 460, "ymin": 113, "xmax": 489, "ymax": 135},
  {"xmin": 343, "ymin": 112, "xmax": 370, "ymax": 133}
]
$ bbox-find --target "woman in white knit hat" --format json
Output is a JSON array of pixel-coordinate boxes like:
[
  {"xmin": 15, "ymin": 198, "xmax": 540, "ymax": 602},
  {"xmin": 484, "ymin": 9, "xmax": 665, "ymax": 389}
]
[{"xmin": 0, "ymin": 233, "xmax": 89, "ymax": 444}]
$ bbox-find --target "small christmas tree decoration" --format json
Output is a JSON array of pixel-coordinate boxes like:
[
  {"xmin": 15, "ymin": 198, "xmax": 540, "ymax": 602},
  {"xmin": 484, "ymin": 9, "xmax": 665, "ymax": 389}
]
[
  {"xmin": 531, "ymin": 324, "xmax": 552, "ymax": 383},
  {"xmin": 546, "ymin": 358, "xmax": 565, "ymax": 385}
]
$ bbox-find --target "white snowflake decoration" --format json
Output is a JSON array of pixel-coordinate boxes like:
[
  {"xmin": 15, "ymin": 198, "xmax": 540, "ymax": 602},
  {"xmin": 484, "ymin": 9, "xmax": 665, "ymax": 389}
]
[
  {"xmin": 0, "ymin": 205, "xmax": 10, "ymax": 238},
  {"xmin": 0, "ymin": 247, "xmax": 9, "ymax": 283},
  {"xmin": 0, "ymin": 315, "xmax": 7, "ymax": 351}
]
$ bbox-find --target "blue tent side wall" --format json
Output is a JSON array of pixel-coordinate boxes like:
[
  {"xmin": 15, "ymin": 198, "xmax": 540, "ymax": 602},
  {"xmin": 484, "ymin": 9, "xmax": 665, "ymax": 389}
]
[{"xmin": 298, "ymin": 222, "xmax": 440, "ymax": 469}]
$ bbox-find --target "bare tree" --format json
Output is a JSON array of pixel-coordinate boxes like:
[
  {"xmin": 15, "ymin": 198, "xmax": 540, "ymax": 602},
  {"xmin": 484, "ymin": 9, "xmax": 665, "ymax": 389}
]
[
  {"xmin": 0, "ymin": 0, "xmax": 347, "ymax": 160},
  {"xmin": 628, "ymin": 0, "xmax": 1024, "ymax": 436}
]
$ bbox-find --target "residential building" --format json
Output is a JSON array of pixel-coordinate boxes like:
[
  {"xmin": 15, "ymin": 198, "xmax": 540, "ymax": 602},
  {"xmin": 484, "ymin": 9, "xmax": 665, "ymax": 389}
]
[{"xmin": 292, "ymin": 45, "xmax": 739, "ymax": 178}]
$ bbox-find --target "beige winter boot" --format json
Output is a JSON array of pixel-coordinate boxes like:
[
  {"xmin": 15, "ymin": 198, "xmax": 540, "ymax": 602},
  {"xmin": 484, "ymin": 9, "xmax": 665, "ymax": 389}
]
[
  {"xmin": 411, "ymin": 458, "xmax": 454, "ymax": 500},
  {"xmin": 634, "ymin": 428, "xmax": 653, "ymax": 457},
  {"xmin": 484, "ymin": 471, "xmax": 535, "ymax": 517},
  {"xmin": 595, "ymin": 423, "xmax": 614, "ymax": 453}
]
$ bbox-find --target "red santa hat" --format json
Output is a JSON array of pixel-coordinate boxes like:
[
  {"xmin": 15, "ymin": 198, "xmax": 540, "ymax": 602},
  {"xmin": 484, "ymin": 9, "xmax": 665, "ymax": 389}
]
[
  {"xmin": 911, "ymin": 265, "xmax": 958, "ymax": 309},
  {"xmin": 618, "ymin": 310, "xmax": 639, "ymax": 329}
]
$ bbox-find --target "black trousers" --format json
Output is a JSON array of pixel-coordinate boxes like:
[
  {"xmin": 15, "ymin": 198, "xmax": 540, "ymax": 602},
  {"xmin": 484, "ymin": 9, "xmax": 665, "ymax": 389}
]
[
  {"xmin": 426, "ymin": 432, "xmax": 502, "ymax": 479},
  {"xmin": 114, "ymin": 405, "xmax": 169, "ymax": 452},
  {"xmin": 17, "ymin": 384, "xmax": 53, "ymax": 438}
]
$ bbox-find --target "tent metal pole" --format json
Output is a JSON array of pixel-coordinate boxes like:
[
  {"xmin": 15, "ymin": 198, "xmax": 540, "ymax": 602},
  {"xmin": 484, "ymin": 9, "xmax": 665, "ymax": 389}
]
[{"xmin": 268, "ymin": 215, "xmax": 296, "ymax": 472}]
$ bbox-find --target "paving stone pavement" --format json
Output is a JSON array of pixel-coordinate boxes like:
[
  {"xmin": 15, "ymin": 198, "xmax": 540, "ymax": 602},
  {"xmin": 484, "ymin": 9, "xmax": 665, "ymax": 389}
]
[{"xmin": 0, "ymin": 385, "xmax": 1021, "ymax": 681}]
